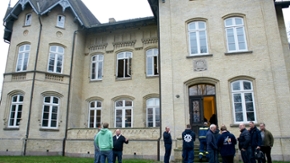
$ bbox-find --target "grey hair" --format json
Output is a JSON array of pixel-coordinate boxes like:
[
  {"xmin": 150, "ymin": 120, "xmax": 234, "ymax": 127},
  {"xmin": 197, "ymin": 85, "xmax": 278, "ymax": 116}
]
[{"xmin": 210, "ymin": 124, "xmax": 216, "ymax": 129}]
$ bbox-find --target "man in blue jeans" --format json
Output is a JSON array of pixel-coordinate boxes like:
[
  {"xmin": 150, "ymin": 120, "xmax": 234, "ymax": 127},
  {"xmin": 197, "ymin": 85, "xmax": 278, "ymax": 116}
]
[
  {"xmin": 113, "ymin": 129, "xmax": 129, "ymax": 163},
  {"xmin": 95, "ymin": 123, "xmax": 113, "ymax": 163},
  {"xmin": 182, "ymin": 124, "xmax": 196, "ymax": 163}
]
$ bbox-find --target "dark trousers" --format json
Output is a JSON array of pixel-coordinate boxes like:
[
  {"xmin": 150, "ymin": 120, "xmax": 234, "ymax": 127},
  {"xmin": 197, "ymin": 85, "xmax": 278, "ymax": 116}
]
[
  {"xmin": 182, "ymin": 149, "xmax": 194, "ymax": 163},
  {"xmin": 221, "ymin": 156, "xmax": 234, "ymax": 163},
  {"xmin": 260, "ymin": 146, "xmax": 272, "ymax": 163},
  {"xmin": 251, "ymin": 147, "xmax": 262, "ymax": 163},
  {"xmin": 208, "ymin": 149, "xmax": 218, "ymax": 163},
  {"xmin": 113, "ymin": 151, "xmax": 122, "ymax": 163},
  {"xmin": 164, "ymin": 144, "xmax": 172, "ymax": 163},
  {"xmin": 94, "ymin": 146, "xmax": 100, "ymax": 163},
  {"xmin": 199, "ymin": 139, "xmax": 208, "ymax": 159},
  {"xmin": 241, "ymin": 147, "xmax": 251, "ymax": 163}
]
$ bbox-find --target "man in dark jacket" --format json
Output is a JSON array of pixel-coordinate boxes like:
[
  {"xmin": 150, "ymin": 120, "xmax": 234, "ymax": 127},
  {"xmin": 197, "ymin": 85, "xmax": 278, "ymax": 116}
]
[
  {"xmin": 206, "ymin": 124, "xmax": 218, "ymax": 163},
  {"xmin": 182, "ymin": 124, "xmax": 196, "ymax": 163},
  {"xmin": 163, "ymin": 126, "xmax": 172, "ymax": 163},
  {"xmin": 249, "ymin": 121, "xmax": 262, "ymax": 163},
  {"xmin": 198, "ymin": 122, "xmax": 209, "ymax": 162},
  {"xmin": 259, "ymin": 123, "xmax": 274, "ymax": 163},
  {"xmin": 238, "ymin": 123, "xmax": 251, "ymax": 163},
  {"xmin": 113, "ymin": 129, "xmax": 129, "ymax": 163},
  {"xmin": 217, "ymin": 125, "xmax": 237, "ymax": 163}
]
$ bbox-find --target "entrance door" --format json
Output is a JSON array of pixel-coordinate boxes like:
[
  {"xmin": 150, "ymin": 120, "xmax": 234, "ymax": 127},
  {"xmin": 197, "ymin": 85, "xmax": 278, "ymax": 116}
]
[{"xmin": 189, "ymin": 84, "xmax": 217, "ymax": 134}]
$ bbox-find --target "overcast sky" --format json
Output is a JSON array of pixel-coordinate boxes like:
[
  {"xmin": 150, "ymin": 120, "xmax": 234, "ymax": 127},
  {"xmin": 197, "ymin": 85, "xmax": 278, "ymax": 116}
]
[{"xmin": 0, "ymin": 0, "xmax": 289, "ymax": 95}]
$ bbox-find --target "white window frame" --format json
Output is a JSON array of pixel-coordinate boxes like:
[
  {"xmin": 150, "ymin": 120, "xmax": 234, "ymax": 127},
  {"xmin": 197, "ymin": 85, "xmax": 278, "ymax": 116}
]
[
  {"xmin": 225, "ymin": 17, "xmax": 248, "ymax": 52},
  {"xmin": 24, "ymin": 13, "xmax": 32, "ymax": 26},
  {"xmin": 116, "ymin": 52, "xmax": 132, "ymax": 79},
  {"xmin": 146, "ymin": 49, "xmax": 159, "ymax": 77},
  {"xmin": 8, "ymin": 95, "xmax": 24, "ymax": 128},
  {"xmin": 41, "ymin": 96, "xmax": 59, "ymax": 129},
  {"xmin": 88, "ymin": 101, "xmax": 102, "ymax": 128},
  {"xmin": 91, "ymin": 54, "xmax": 104, "ymax": 80},
  {"xmin": 146, "ymin": 98, "xmax": 160, "ymax": 127},
  {"xmin": 56, "ymin": 15, "xmax": 65, "ymax": 28},
  {"xmin": 47, "ymin": 46, "xmax": 64, "ymax": 74},
  {"xmin": 188, "ymin": 21, "xmax": 208, "ymax": 55},
  {"xmin": 16, "ymin": 44, "xmax": 30, "ymax": 72},
  {"xmin": 231, "ymin": 80, "xmax": 256, "ymax": 123},
  {"xmin": 115, "ymin": 100, "xmax": 133, "ymax": 128}
]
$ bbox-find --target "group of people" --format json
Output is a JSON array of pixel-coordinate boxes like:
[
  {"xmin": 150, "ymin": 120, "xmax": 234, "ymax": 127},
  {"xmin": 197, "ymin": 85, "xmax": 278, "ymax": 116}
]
[
  {"xmin": 163, "ymin": 122, "xmax": 274, "ymax": 163},
  {"xmin": 94, "ymin": 123, "xmax": 129, "ymax": 163}
]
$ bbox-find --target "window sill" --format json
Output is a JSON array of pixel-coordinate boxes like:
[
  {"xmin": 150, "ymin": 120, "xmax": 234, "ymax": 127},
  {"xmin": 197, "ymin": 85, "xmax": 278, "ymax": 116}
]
[
  {"xmin": 230, "ymin": 122, "xmax": 260, "ymax": 127},
  {"xmin": 23, "ymin": 25, "xmax": 31, "ymax": 27},
  {"xmin": 90, "ymin": 79, "xmax": 103, "ymax": 83},
  {"xmin": 116, "ymin": 77, "xmax": 132, "ymax": 81},
  {"xmin": 39, "ymin": 128, "xmax": 59, "ymax": 132},
  {"xmin": 146, "ymin": 75, "xmax": 159, "ymax": 79},
  {"xmin": 55, "ymin": 26, "xmax": 65, "ymax": 29},
  {"xmin": 225, "ymin": 51, "xmax": 253, "ymax": 55},
  {"xmin": 3, "ymin": 127, "xmax": 20, "ymax": 131},
  {"xmin": 186, "ymin": 54, "xmax": 213, "ymax": 59}
]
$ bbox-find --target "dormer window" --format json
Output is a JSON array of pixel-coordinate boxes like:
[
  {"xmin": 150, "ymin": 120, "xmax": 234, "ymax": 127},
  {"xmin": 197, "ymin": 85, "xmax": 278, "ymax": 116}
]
[
  {"xmin": 24, "ymin": 13, "xmax": 32, "ymax": 26},
  {"xmin": 56, "ymin": 15, "xmax": 65, "ymax": 28}
]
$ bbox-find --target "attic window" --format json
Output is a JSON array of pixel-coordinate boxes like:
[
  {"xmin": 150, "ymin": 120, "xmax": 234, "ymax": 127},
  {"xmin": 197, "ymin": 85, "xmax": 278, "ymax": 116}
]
[
  {"xmin": 24, "ymin": 13, "xmax": 32, "ymax": 26},
  {"xmin": 56, "ymin": 15, "xmax": 65, "ymax": 28}
]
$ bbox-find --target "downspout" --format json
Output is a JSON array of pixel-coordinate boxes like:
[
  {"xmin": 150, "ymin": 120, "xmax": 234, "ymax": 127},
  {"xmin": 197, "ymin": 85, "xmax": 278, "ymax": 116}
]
[
  {"xmin": 23, "ymin": 8, "xmax": 42, "ymax": 156},
  {"xmin": 62, "ymin": 27, "xmax": 83, "ymax": 156}
]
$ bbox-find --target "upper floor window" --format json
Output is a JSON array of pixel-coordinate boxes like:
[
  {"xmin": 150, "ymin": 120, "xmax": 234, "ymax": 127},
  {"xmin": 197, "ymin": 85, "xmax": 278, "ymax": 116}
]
[
  {"xmin": 146, "ymin": 98, "xmax": 160, "ymax": 127},
  {"xmin": 41, "ymin": 96, "xmax": 59, "ymax": 128},
  {"xmin": 88, "ymin": 101, "xmax": 102, "ymax": 128},
  {"xmin": 115, "ymin": 100, "xmax": 133, "ymax": 128},
  {"xmin": 146, "ymin": 49, "xmax": 159, "ymax": 76},
  {"xmin": 8, "ymin": 95, "xmax": 24, "ymax": 128},
  {"xmin": 225, "ymin": 17, "xmax": 247, "ymax": 52},
  {"xmin": 91, "ymin": 55, "xmax": 104, "ymax": 80},
  {"xmin": 231, "ymin": 80, "xmax": 256, "ymax": 123},
  {"xmin": 56, "ymin": 15, "xmax": 65, "ymax": 28},
  {"xmin": 24, "ymin": 13, "xmax": 32, "ymax": 26},
  {"xmin": 188, "ymin": 21, "xmax": 208, "ymax": 55},
  {"xmin": 16, "ymin": 44, "xmax": 30, "ymax": 72},
  {"xmin": 48, "ymin": 46, "xmax": 64, "ymax": 73},
  {"xmin": 116, "ymin": 52, "xmax": 132, "ymax": 79}
]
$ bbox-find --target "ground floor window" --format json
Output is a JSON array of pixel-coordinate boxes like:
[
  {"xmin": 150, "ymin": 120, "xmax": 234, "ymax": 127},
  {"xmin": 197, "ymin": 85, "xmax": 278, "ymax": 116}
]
[
  {"xmin": 89, "ymin": 101, "xmax": 101, "ymax": 128},
  {"xmin": 115, "ymin": 100, "xmax": 133, "ymax": 128},
  {"xmin": 8, "ymin": 95, "xmax": 24, "ymax": 127},
  {"xmin": 42, "ymin": 96, "xmax": 59, "ymax": 128},
  {"xmin": 146, "ymin": 98, "xmax": 160, "ymax": 127}
]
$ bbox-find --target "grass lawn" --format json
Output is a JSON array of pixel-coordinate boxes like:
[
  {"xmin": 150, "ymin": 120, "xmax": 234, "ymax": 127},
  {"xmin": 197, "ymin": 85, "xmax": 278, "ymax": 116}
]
[{"xmin": 0, "ymin": 156, "xmax": 159, "ymax": 163}]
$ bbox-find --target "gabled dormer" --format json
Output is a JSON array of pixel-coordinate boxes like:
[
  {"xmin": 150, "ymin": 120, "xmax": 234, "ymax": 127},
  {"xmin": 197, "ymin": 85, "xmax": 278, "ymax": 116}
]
[{"xmin": 3, "ymin": 0, "xmax": 100, "ymax": 43}]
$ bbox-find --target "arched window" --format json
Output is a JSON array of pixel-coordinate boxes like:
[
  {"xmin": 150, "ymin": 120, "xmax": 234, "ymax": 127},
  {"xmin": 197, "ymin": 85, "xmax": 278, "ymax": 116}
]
[
  {"xmin": 41, "ymin": 96, "xmax": 59, "ymax": 128},
  {"xmin": 231, "ymin": 80, "xmax": 256, "ymax": 123},
  {"xmin": 224, "ymin": 17, "xmax": 247, "ymax": 52},
  {"xmin": 146, "ymin": 49, "xmax": 159, "ymax": 76},
  {"xmin": 188, "ymin": 21, "xmax": 208, "ymax": 55},
  {"xmin": 116, "ymin": 52, "xmax": 132, "ymax": 78},
  {"xmin": 8, "ymin": 95, "xmax": 24, "ymax": 127},
  {"xmin": 88, "ymin": 101, "xmax": 102, "ymax": 128},
  {"xmin": 48, "ymin": 46, "xmax": 64, "ymax": 73},
  {"xmin": 115, "ymin": 100, "xmax": 133, "ymax": 128},
  {"xmin": 91, "ymin": 54, "xmax": 104, "ymax": 80},
  {"xmin": 16, "ymin": 44, "xmax": 30, "ymax": 72},
  {"xmin": 146, "ymin": 98, "xmax": 160, "ymax": 127},
  {"xmin": 189, "ymin": 84, "xmax": 215, "ymax": 96}
]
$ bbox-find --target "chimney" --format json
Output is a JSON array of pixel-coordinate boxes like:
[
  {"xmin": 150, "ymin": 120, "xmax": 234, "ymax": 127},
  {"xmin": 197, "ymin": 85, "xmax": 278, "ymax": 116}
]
[{"xmin": 109, "ymin": 18, "xmax": 116, "ymax": 23}]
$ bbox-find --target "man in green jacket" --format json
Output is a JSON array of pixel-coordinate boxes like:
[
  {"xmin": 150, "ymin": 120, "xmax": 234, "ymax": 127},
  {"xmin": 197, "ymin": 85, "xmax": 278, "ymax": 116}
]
[
  {"xmin": 259, "ymin": 123, "xmax": 274, "ymax": 163},
  {"xmin": 95, "ymin": 123, "xmax": 113, "ymax": 163}
]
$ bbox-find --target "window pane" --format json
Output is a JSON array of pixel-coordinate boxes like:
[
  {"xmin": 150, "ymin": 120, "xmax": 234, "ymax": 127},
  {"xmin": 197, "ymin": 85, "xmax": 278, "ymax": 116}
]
[
  {"xmin": 50, "ymin": 46, "xmax": 57, "ymax": 52},
  {"xmin": 148, "ymin": 122, "xmax": 153, "ymax": 127},
  {"xmin": 235, "ymin": 113, "xmax": 243, "ymax": 122},
  {"xmin": 206, "ymin": 85, "xmax": 215, "ymax": 95},
  {"xmin": 43, "ymin": 113, "xmax": 49, "ymax": 119},
  {"xmin": 125, "ymin": 109, "xmax": 131, "ymax": 127},
  {"xmin": 246, "ymin": 112, "xmax": 255, "ymax": 121},
  {"xmin": 244, "ymin": 93, "xmax": 253, "ymax": 102},
  {"xmin": 52, "ymin": 106, "xmax": 58, "ymax": 113},
  {"xmin": 125, "ymin": 101, "xmax": 132, "ymax": 107},
  {"xmin": 90, "ymin": 102, "xmax": 95, "ymax": 108},
  {"xmin": 97, "ymin": 101, "xmax": 101, "ymax": 107},
  {"xmin": 237, "ymin": 27, "xmax": 246, "ymax": 50},
  {"xmin": 51, "ymin": 120, "xmax": 57, "ymax": 127},
  {"xmin": 198, "ymin": 22, "xmax": 205, "ymax": 29},
  {"xmin": 18, "ymin": 105, "xmax": 23, "ymax": 112},
  {"xmin": 188, "ymin": 22, "xmax": 196, "ymax": 30},
  {"xmin": 48, "ymin": 54, "xmax": 55, "ymax": 71},
  {"xmin": 246, "ymin": 102, "xmax": 254, "ymax": 111},
  {"xmin": 42, "ymin": 120, "xmax": 48, "ymax": 127},
  {"xmin": 116, "ymin": 101, "xmax": 123, "ymax": 107},
  {"xmin": 51, "ymin": 113, "xmax": 57, "ymax": 119},
  {"xmin": 44, "ymin": 105, "xmax": 49, "ymax": 112},
  {"xmin": 190, "ymin": 32, "xmax": 198, "ymax": 54},
  {"xmin": 225, "ymin": 18, "xmax": 232, "ymax": 26},
  {"xmin": 58, "ymin": 47, "xmax": 64, "ymax": 54},
  {"xmin": 98, "ymin": 62, "xmax": 103, "ymax": 79},
  {"xmin": 243, "ymin": 81, "xmax": 251, "ymax": 90},
  {"xmin": 232, "ymin": 82, "xmax": 240, "ymax": 90},
  {"xmin": 226, "ymin": 28, "xmax": 236, "ymax": 51},
  {"xmin": 53, "ymin": 97, "xmax": 58, "ymax": 104},
  {"xmin": 45, "ymin": 97, "xmax": 51, "ymax": 103},
  {"xmin": 235, "ymin": 18, "xmax": 243, "ymax": 25},
  {"xmin": 199, "ymin": 31, "xmax": 207, "ymax": 53},
  {"xmin": 56, "ymin": 55, "xmax": 63, "ymax": 73},
  {"xmin": 147, "ymin": 56, "xmax": 153, "ymax": 75},
  {"xmin": 233, "ymin": 94, "xmax": 242, "ymax": 102},
  {"xmin": 234, "ymin": 103, "xmax": 242, "ymax": 112},
  {"xmin": 189, "ymin": 86, "xmax": 198, "ymax": 96}
]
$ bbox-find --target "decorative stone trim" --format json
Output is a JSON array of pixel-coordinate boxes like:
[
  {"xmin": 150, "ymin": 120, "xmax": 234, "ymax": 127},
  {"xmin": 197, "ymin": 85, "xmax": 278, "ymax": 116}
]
[
  {"xmin": 12, "ymin": 73, "xmax": 26, "ymax": 81},
  {"xmin": 186, "ymin": 54, "xmax": 213, "ymax": 58},
  {"xmin": 225, "ymin": 51, "xmax": 253, "ymax": 55},
  {"xmin": 45, "ymin": 74, "xmax": 64, "ymax": 82},
  {"xmin": 88, "ymin": 43, "xmax": 108, "ymax": 51},
  {"xmin": 113, "ymin": 40, "xmax": 136, "ymax": 48},
  {"xmin": 142, "ymin": 37, "xmax": 158, "ymax": 45},
  {"xmin": 135, "ymin": 47, "xmax": 143, "ymax": 51},
  {"xmin": 193, "ymin": 59, "xmax": 208, "ymax": 71}
]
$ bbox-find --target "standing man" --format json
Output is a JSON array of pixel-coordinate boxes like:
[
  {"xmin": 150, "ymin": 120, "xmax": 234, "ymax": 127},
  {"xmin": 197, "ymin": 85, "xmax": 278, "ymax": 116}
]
[
  {"xmin": 182, "ymin": 124, "xmax": 196, "ymax": 163},
  {"xmin": 217, "ymin": 125, "xmax": 237, "ymax": 163},
  {"xmin": 94, "ymin": 125, "xmax": 102, "ymax": 163},
  {"xmin": 238, "ymin": 123, "xmax": 251, "ymax": 163},
  {"xmin": 259, "ymin": 123, "xmax": 274, "ymax": 163},
  {"xmin": 113, "ymin": 129, "xmax": 129, "ymax": 163},
  {"xmin": 198, "ymin": 122, "xmax": 209, "ymax": 162},
  {"xmin": 249, "ymin": 121, "xmax": 262, "ymax": 163},
  {"xmin": 163, "ymin": 126, "xmax": 172, "ymax": 163},
  {"xmin": 206, "ymin": 124, "xmax": 218, "ymax": 163},
  {"xmin": 95, "ymin": 123, "xmax": 113, "ymax": 163}
]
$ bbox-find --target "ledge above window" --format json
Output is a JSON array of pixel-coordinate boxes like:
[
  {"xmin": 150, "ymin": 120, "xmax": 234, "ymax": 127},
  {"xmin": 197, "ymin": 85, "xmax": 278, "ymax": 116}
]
[
  {"xmin": 39, "ymin": 128, "xmax": 59, "ymax": 132},
  {"xmin": 225, "ymin": 51, "xmax": 253, "ymax": 55},
  {"xmin": 186, "ymin": 54, "xmax": 213, "ymax": 59}
]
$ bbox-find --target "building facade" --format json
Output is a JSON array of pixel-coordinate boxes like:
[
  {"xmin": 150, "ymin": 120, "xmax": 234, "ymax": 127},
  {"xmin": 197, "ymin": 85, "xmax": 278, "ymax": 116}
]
[{"xmin": 0, "ymin": 0, "xmax": 290, "ymax": 161}]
